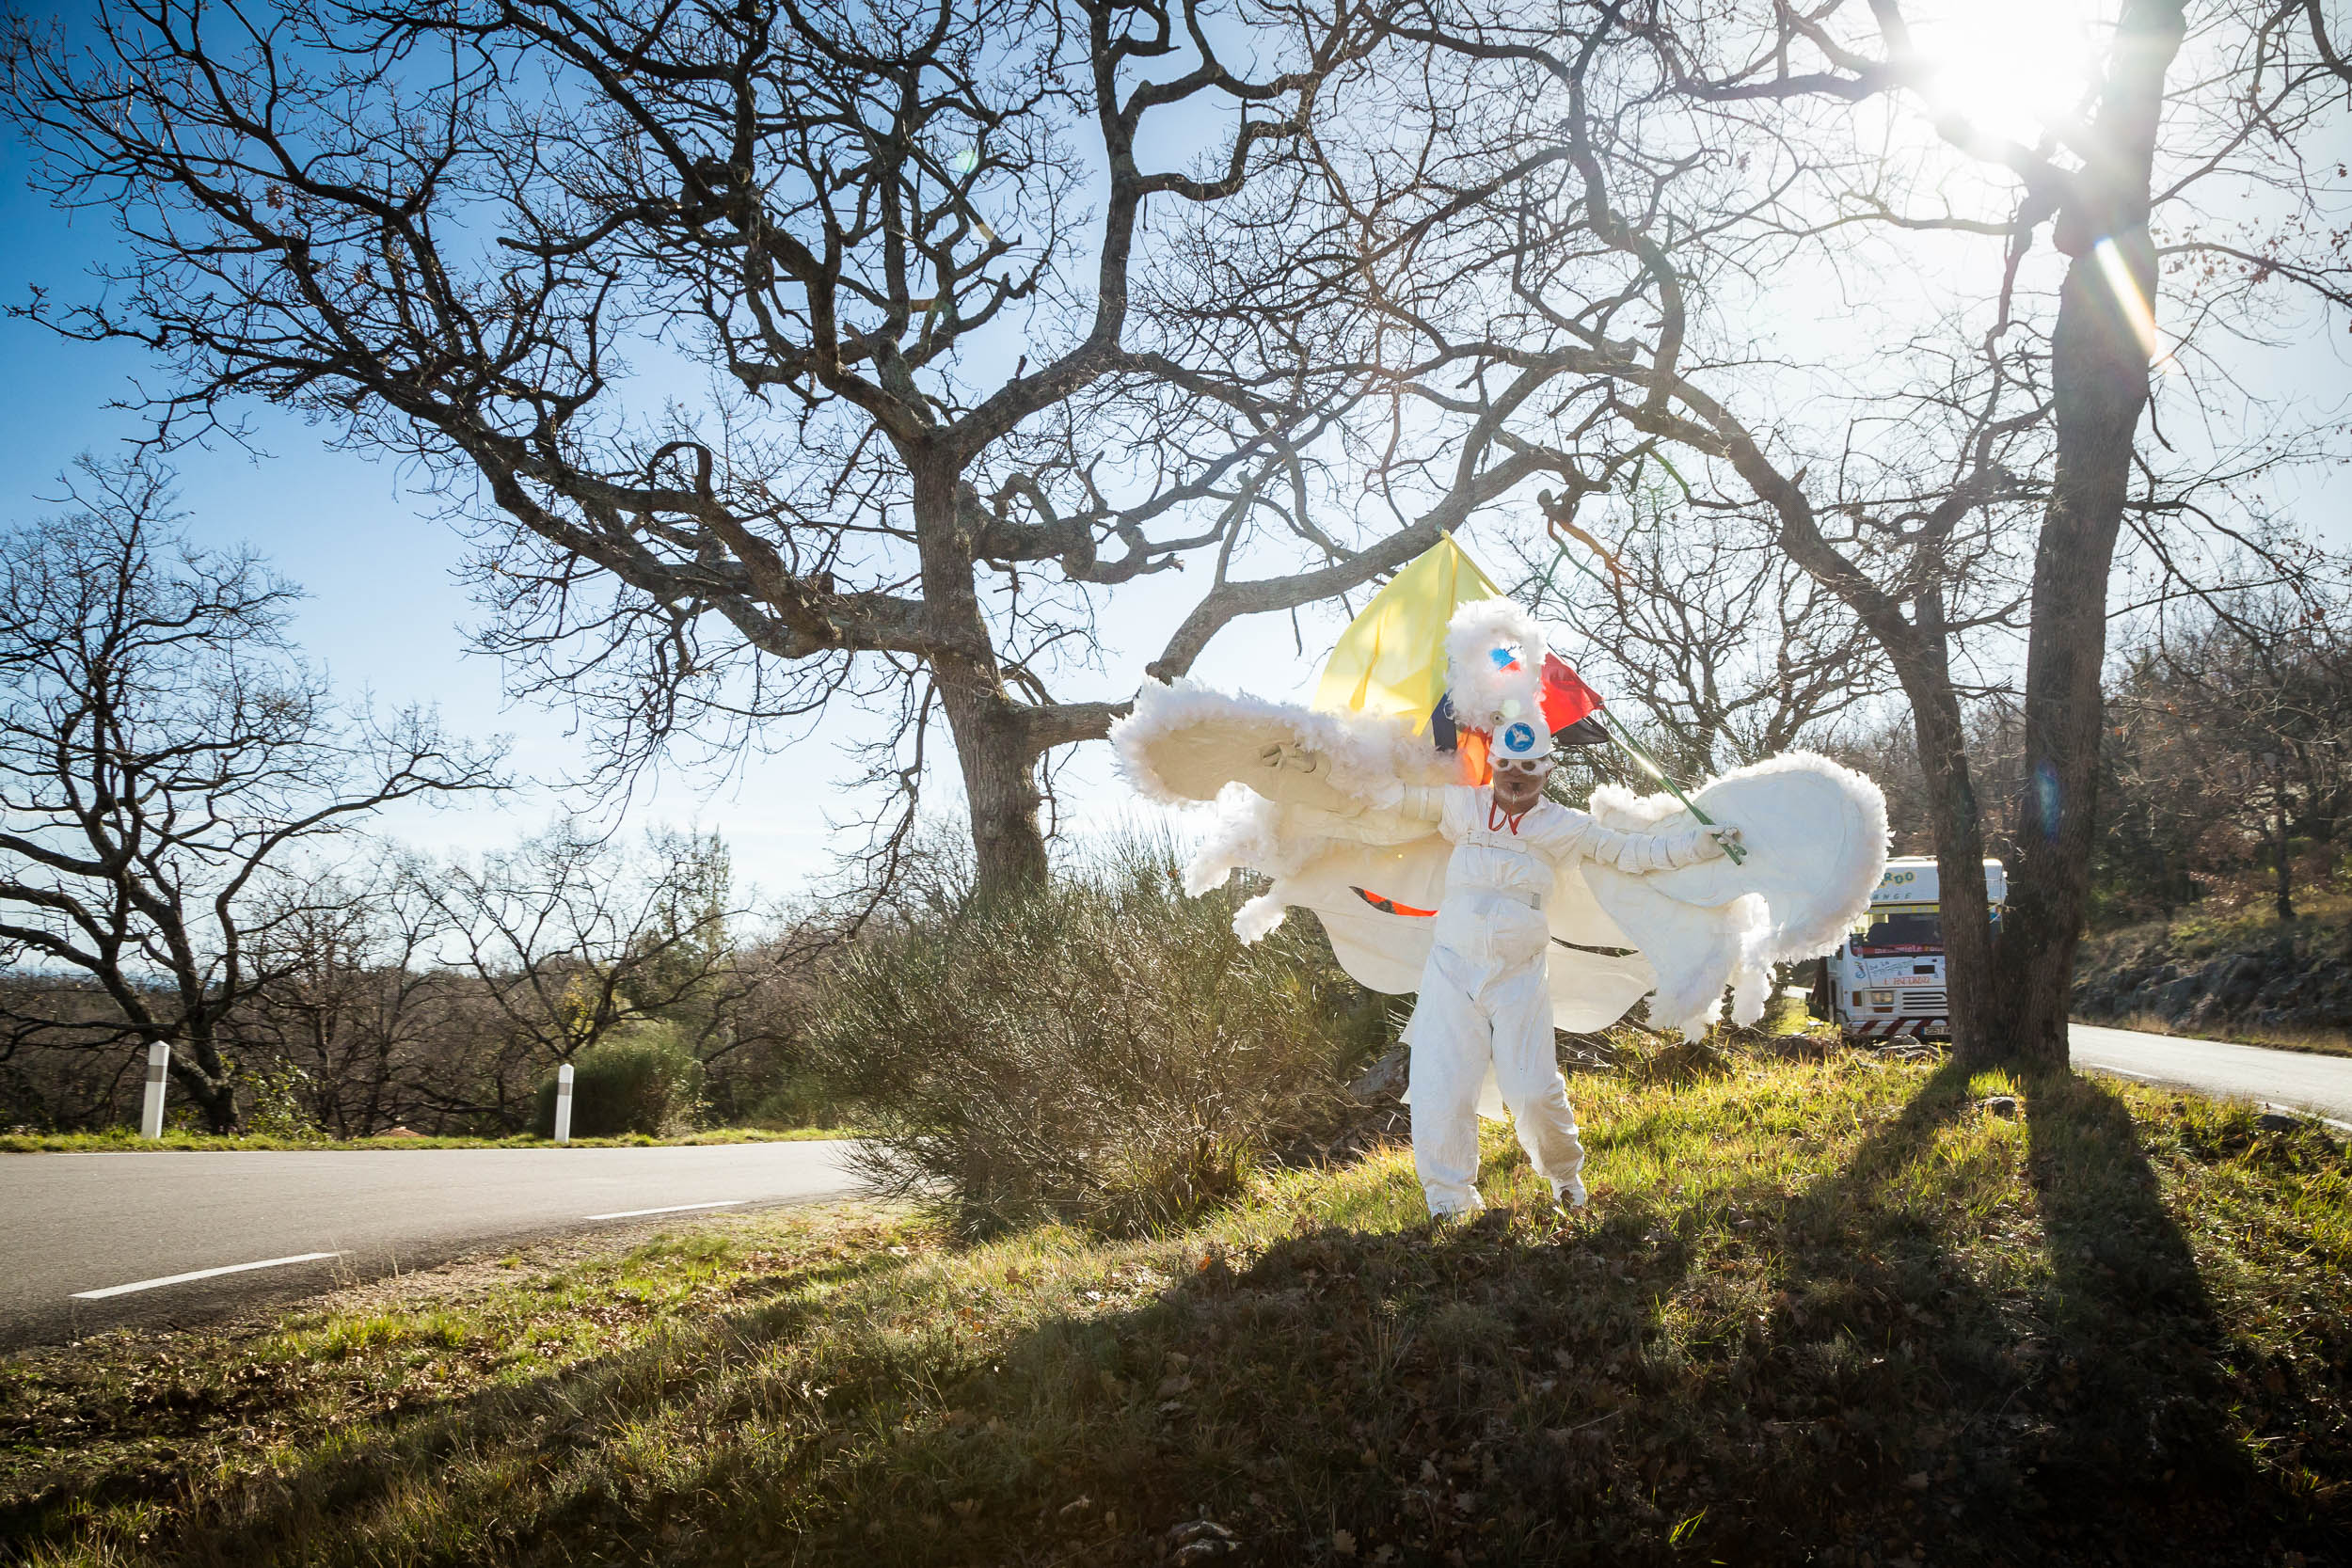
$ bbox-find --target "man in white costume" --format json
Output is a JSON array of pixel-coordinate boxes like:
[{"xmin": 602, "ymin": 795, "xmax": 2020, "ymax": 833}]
[
  {"xmin": 1379, "ymin": 716, "xmax": 1738, "ymax": 1217},
  {"xmin": 1112, "ymin": 593, "xmax": 1883, "ymax": 1222}
]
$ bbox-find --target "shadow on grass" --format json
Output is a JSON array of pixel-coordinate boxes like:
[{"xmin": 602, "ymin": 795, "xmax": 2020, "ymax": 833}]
[
  {"xmin": 0, "ymin": 1243, "xmax": 920, "ymax": 1565},
  {"xmin": 15, "ymin": 1067, "xmax": 2344, "ymax": 1568},
  {"xmin": 2017, "ymin": 1068, "xmax": 2270, "ymax": 1513},
  {"xmin": 1700, "ymin": 1060, "xmax": 2332, "ymax": 1568}
]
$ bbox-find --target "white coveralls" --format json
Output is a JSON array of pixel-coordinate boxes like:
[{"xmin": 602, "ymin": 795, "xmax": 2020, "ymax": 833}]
[{"xmin": 1396, "ymin": 784, "xmax": 1724, "ymax": 1216}]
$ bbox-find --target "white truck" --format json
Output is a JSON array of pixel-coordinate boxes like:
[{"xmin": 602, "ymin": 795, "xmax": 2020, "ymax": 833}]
[{"xmin": 1810, "ymin": 857, "xmax": 2007, "ymax": 1039}]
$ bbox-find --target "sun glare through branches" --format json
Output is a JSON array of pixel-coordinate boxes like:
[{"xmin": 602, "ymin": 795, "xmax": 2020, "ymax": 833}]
[{"xmin": 1906, "ymin": 0, "xmax": 2102, "ymax": 152}]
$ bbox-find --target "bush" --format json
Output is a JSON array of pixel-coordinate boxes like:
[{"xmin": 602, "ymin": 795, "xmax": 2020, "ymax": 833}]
[
  {"xmin": 806, "ymin": 835, "xmax": 1389, "ymax": 1238},
  {"xmin": 530, "ymin": 1022, "xmax": 705, "ymax": 1138},
  {"xmin": 744, "ymin": 1072, "xmax": 846, "ymax": 1131}
]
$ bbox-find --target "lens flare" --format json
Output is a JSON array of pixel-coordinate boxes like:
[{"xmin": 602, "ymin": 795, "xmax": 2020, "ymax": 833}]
[{"xmin": 2092, "ymin": 238, "xmax": 2161, "ymax": 360}]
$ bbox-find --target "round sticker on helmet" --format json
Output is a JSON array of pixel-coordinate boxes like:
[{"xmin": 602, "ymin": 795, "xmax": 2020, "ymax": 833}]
[{"xmin": 1502, "ymin": 721, "xmax": 1539, "ymax": 755}]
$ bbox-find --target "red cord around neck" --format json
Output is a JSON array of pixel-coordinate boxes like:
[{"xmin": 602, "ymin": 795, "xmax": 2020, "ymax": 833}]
[{"xmin": 1487, "ymin": 798, "xmax": 1530, "ymax": 835}]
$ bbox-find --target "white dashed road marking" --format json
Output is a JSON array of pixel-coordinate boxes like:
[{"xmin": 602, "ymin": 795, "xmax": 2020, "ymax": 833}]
[
  {"xmin": 71, "ymin": 1251, "xmax": 348, "ymax": 1300},
  {"xmin": 583, "ymin": 1200, "xmax": 744, "ymax": 1221}
]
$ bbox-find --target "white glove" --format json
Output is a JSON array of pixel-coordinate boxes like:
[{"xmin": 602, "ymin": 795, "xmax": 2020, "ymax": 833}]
[
  {"xmin": 1257, "ymin": 742, "xmax": 1322, "ymax": 775},
  {"xmin": 1705, "ymin": 822, "xmax": 1743, "ymax": 858}
]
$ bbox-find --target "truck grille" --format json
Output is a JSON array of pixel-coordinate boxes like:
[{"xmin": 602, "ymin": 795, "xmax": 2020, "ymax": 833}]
[{"xmin": 1901, "ymin": 990, "xmax": 1947, "ymax": 1013}]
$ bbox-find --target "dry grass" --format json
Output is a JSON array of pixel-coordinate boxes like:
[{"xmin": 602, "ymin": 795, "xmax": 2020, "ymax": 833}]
[
  {"xmin": 0, "ymin": 1126, "xmax": 855, "ymax": 1155},
  {"xmin": 2088, "ymin": 1010, "xmax": 2352, "ymax": 1061},
  {"xmin": 2080, "ymin": 892, "xmax": 2352, "ymax": 966},
  {"xmin": 2, "ymin": 1043, "xmax": 2345, "ymax": 1567},
  {"xmin": 2074, "ymin": 897, "xmax": 2352, "ymax": 1058}
]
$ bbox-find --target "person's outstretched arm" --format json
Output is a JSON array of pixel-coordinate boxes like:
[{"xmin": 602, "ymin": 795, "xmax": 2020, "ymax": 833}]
[
  {"xmin": 1530, "ymin": 808, "xmax": 1741, "ymax": 872},
  {"xmin": 1395, "ymin": 783, "xmax": 1447, "ymax": 823}
]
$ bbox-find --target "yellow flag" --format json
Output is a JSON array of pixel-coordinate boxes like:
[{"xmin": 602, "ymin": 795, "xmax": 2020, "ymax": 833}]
[{"xmin": 1311, "ymin": 534, "xmax": 1501, "ymax": 730}]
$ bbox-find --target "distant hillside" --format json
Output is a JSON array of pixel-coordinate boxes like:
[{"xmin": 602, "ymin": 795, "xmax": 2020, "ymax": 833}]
[{"xmin": 2074, "ymin": 900, "xmax": 2352, "ymax": 1053}]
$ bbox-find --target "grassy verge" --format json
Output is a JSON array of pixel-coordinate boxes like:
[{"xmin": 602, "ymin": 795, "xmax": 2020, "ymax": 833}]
[
  {"xmin": 2074, "ymin": 1009, "xmax": 2352, "ymax": 1062},
  {"xmin": 4, "ymin": 1045, "xmax": 2344, "ymax": 1566},
  {"xmin": 0, "ymin": 1125, "xmax": 857, "ymax": 1154},
  {"xmin": 2088, "ymin": 892, "xmax": 2352, "ymax": 961}
]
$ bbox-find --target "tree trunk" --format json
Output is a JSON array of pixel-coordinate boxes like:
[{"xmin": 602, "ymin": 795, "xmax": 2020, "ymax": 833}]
[
  {"xmin": 1976, "ymin": 0, "xmax": 2185, "ymax": 1070},
  {"xmin": 1914, "ymin": 687, "xmax": 2000, "ymax": 1066},
  {"xmin": 1983, "ymin": 241, "xmax": 2155, "ymax": 1068},
  {"xmin": 939, "ymin": 673, "xmax": 1053, "ymax": 900},
  {"xmin": 1876, "ymin": 588, "xmax": 2001, "ymax": 1065},
  {"xmin": 909, "ymin": 456, "xmax": 1052, "ymax": 901},
  {"xmin": 166, "ymin": 1045, "xmax": 241, "ymax": 1133},
  {"xmin": 2274, "ymin": 779, "xmax": 2296, "ymax": 920}
]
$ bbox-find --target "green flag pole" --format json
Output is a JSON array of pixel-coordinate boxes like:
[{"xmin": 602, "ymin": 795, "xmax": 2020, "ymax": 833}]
[{"xmin": 1535, "ymin": 533, "xmax": 1746, "ymax": 864}]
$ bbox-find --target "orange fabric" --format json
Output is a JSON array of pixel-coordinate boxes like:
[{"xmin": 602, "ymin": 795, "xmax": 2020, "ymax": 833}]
[
  {"xmin": 1455, "ymin": 730, "xmax": 1492, "ymax": 784},
  {"xmin": 1352, "ymin": 887, "xmax": 1438, "ymax": 918}
]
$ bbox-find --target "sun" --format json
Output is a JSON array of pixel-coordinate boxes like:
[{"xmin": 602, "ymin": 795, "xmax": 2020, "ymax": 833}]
[{"xmin": 1905, "ymin": 0, "xmax": 2102, "ymax": 150}]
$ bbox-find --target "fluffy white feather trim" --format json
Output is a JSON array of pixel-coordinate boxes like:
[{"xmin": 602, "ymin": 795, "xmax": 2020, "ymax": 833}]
[
  {"xmin": 1232, "ymin": 889, "xmax": 1291, "ymax": 943},
  {"xmin": 1111, "ymin": 678, "xmax": 1441, "ymax": 811},
  {"xmin": 1696, "ymin": 750, "xmax": 1888, "ymax": 963},
  {"xmin": 1587, "ymin": 783, "xmax": 1685, "ymax": 832},
  {"xmin": 1443, "ymin": 597, "xmax": 1546, "ymax": 729},
  {"xmin": 1184, "ymin": 788, "xmax": 1296, "ymax": 896},
  {"xmin": 1578, "ymin": 752, "xmax": 1886, "ymax": 1037},
  {"xmin": 1118, "ymin": 678, "xmax": 1888, "ymax": 1043}
]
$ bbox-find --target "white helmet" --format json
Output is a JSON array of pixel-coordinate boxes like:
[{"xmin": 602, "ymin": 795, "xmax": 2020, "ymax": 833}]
[{"xmin": 1491, "ymin": 716, "xmax": 1553, "ymax": 765}]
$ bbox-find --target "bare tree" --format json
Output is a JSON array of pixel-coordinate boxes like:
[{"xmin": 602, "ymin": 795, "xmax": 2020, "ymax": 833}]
[
  {"xmin": 0, "ymin": 0, "xmax": 1511, "ymax": 900},
  {"xmin": 1513, "ymin": 492, "xmax": 1894, "ymax": 777},
  {"xmin": 403, "ymin": 822, "xmax": 753, "ymax": 1083},
  {"xmin": 1301, "ymin": 0, "xmax": 2352, "ymax": 1066},
  {"xmin": 2104, "ymin": 584, "xmax": 2352, "ymax": 921},
  {"xmin": 0, "ymin": 458, "xmax": 504, "ymax": 1130},
  {"xmin": 236, "ymin": 853, "xmax": 462, "ymax": 1134}
]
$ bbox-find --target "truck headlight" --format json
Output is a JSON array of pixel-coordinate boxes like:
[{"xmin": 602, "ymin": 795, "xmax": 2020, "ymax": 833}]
[{"xmin": 1869, "ymin": 990, "xmax": 1896, "ymax": 1006}]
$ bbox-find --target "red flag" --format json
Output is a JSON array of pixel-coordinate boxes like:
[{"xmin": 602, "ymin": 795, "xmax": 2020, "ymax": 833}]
[{"xmin": 1539, "ymin": 654, "xmax": 1605, "ymax": 732}]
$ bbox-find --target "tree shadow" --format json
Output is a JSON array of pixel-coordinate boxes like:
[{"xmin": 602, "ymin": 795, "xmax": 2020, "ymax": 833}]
[
  {"xmin": 2015, "ymin": 1069, "xmax": 2267, "ymax": 1517},
  {"xmin": 1705, "ymin": 1059, "xmax": 2339, "ymax": 1567}
]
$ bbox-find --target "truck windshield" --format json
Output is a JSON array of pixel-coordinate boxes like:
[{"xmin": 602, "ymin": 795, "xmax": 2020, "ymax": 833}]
[{"xmin": 1856, "ymin": 911, "xmax": 1942, "ymax": 954}]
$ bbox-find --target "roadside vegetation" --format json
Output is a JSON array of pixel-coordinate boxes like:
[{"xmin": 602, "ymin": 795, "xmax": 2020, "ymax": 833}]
[
  {"xmin": 0, "ymin": 1126, "xmax": 851, "ymax": 1154},
  {"xmin": 807, "ymin": 837, "xmax": 1391, "ymax": 1239},
  {"xmin": 5, "ymin": 1037, "xmax": 2343, "ymax": 1567},
  {"xmin": 2073, "ymin": 893, "xmax": 2352, "ymax": 1060}
]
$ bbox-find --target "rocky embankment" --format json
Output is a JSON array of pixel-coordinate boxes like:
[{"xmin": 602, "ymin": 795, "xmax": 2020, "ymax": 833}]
[{"xmin": 2073, "ymin": 915, "xmax": 2352, "ymax": 1037}]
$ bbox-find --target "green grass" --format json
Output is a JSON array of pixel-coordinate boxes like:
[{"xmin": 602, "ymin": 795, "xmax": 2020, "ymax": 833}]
[
  {"xmin": 2087, "ymin": 1009, "xmax": 2352, "ymax": 1061},
  {"xmin": 2, "ymin": 1043, "xmax": 2344, "ymax": 1566},
  {"xmin": 2082, "ymin": 891, "xmax": 2351, "ymax": 965},
  {"xmin": 0, "ymin": 1125, "xmax": 857, "ymax": 1154}
]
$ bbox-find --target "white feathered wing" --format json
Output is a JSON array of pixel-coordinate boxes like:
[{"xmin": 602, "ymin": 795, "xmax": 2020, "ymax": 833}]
[{"xmin": 1112, "ymin": 679, "xmax": 1888, "ymax": 1051}]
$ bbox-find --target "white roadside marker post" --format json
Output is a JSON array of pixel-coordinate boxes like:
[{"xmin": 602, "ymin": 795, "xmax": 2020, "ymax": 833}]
[
  {"xmin": 139, "ymin": 1040, "xmax": 169, "ymax": 1140},
  {"xmin": 554, "ymin": 1062, "xmax": 575, "ymax": 1145}
]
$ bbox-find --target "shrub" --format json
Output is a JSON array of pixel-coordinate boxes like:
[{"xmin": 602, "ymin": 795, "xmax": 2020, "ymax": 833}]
[
  {"xmin": 806, "ymin": 835, "xmax": 1389, "ymax": 1238},
  {"xmin": 239, "ymin": 1060, "xmax": 326, "ymax": 1139},
  {"xmin": 744, "ymin": 1072, "xmax": 845, "ymax": 1131},
  {"xmin": 530, "ymin": 1022, "xmax": 705, "ymax": 1138}
]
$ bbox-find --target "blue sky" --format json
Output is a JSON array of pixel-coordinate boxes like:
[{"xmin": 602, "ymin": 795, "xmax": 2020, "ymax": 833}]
[{"xmin": 0, "ymin": 119, "xmax": 1342, "ymax": 900}]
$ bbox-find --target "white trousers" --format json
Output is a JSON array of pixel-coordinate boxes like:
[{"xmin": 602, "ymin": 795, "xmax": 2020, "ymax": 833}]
[{"xmin": 1404, "ymin": 896, "xmax": 1587, "ymax": 1216}]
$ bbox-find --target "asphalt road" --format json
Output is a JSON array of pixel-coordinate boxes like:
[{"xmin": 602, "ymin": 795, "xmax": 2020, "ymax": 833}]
[
  {"xmin": 2070, "ymin": 1022, "xmax": 2352, "ymax": 1126},
  {"xmin": 0, "ymin": 1140, "xmax": 865, "ymax": 1349}
]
